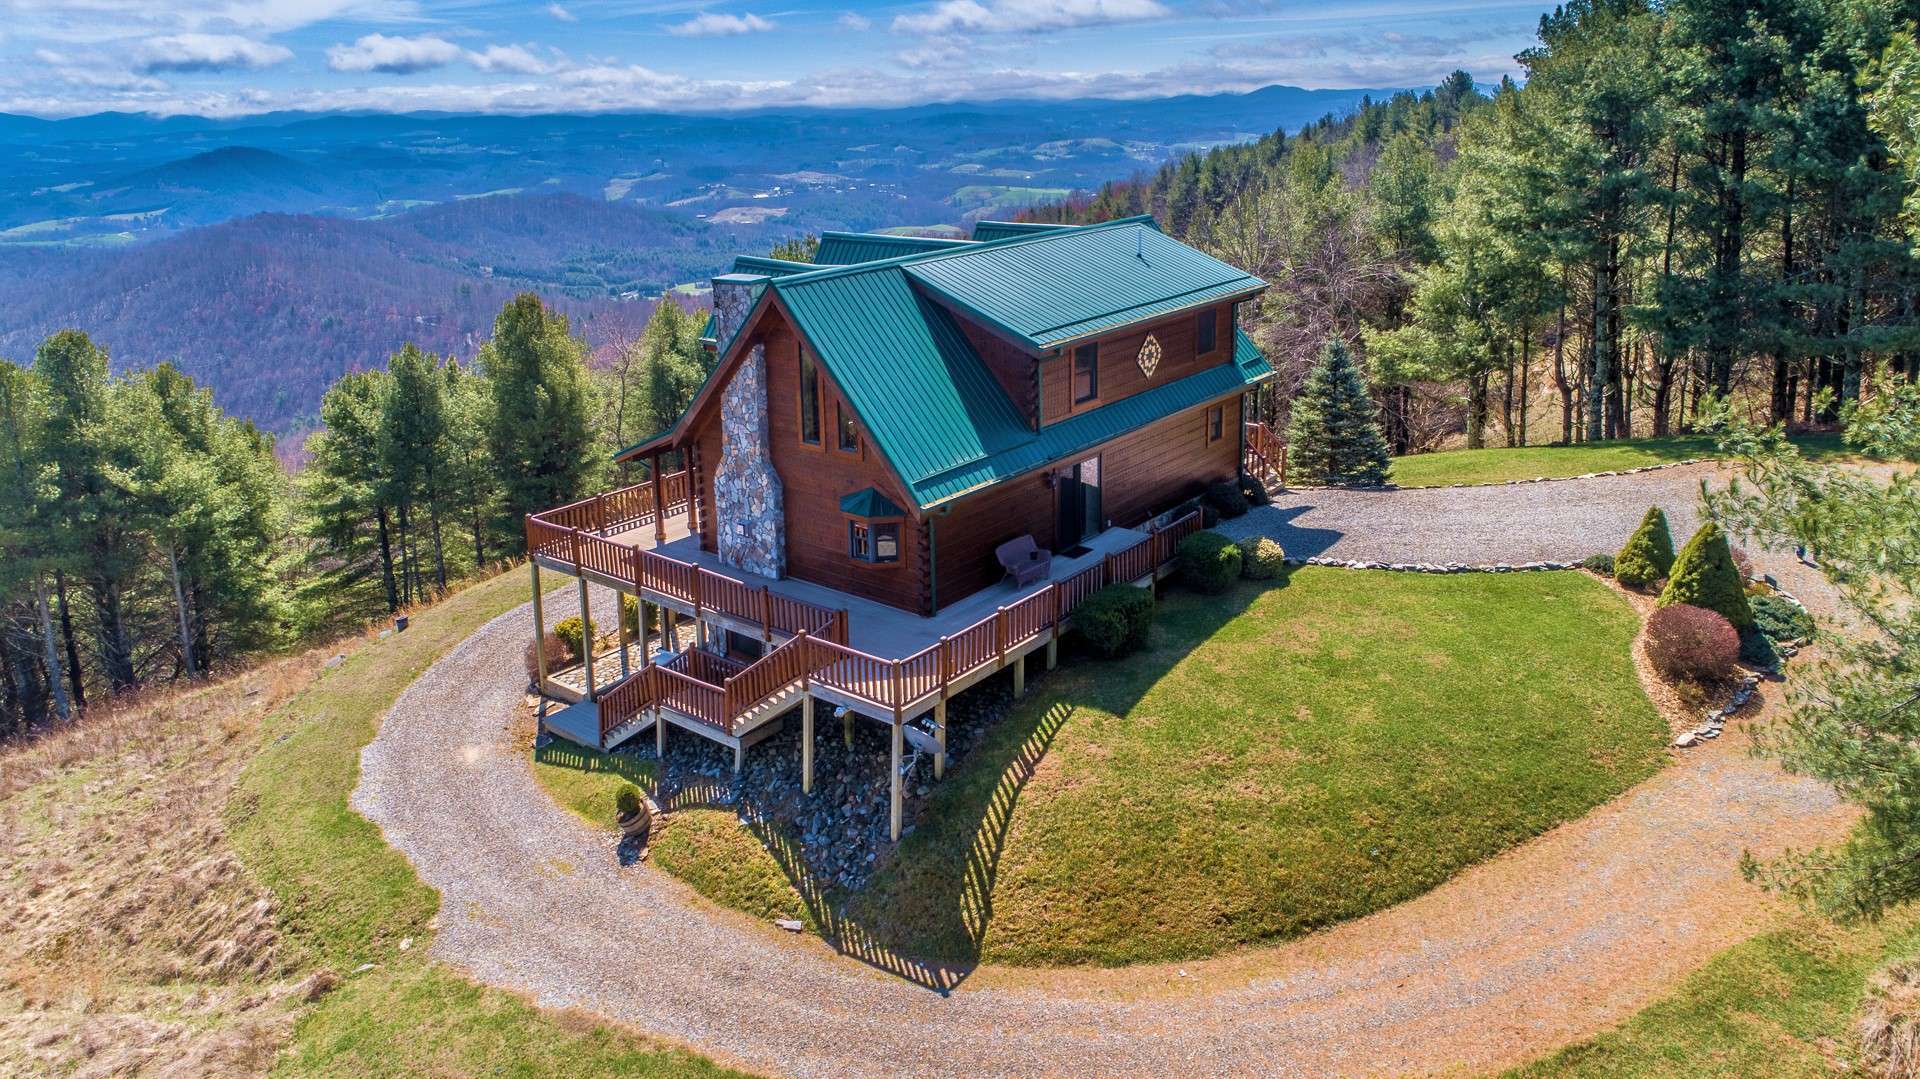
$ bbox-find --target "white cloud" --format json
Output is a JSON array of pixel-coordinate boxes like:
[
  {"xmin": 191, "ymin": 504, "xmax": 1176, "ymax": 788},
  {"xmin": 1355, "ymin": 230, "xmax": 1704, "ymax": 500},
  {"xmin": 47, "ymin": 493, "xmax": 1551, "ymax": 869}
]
[
  {"xmin": 892, "ymin": 0, "xmax": 1168, "ymax": 35},
  {"xmin": 836, "ymin": 12, "xmax": 872, "ymax": 31},
  {"xmin": 546, "ymin": 2, "xmax": 578, "ymax": 21},
  {"xmin": 468, "ymin": 43, "xmax": 553, "ymax": 74},
  {"xmin": 666, "ymin": 13, "xmax": 775, "ymax": 37},
  {"xmin": 326, "ymin": 33, "xmax": 463, "ymax": 74},
  {"xmin": 137, "ymin": 33, "xmax": 293, "ymax": 73}
]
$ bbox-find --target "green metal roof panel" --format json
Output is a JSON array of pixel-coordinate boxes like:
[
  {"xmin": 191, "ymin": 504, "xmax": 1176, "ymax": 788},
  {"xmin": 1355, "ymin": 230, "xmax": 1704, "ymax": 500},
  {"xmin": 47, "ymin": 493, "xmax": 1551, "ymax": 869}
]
[
  {"xmin": 732, "ymin": 254, "xmax": 823, "ymax": 277},
  {"xmin": 970, "ymin": 220, "xmax": 1073, "ymax": 242},
  {"xmin": 774, "ymin": 268, "xmax": 1032, "ymax": 493},
  {"xmin": 838, "ymin": 487, "xmax": 907, "ymax": 517},
  {"xmin": 813, "ymin": 231, "xmax": 976, "ymax": 265},
  {"xmin": 903, "ymin": 222, "xmax": 1262, "ymax": 347},
  {"xmin": 910, "ymin": 328, "xmax": 1273, "ymax": 507}
]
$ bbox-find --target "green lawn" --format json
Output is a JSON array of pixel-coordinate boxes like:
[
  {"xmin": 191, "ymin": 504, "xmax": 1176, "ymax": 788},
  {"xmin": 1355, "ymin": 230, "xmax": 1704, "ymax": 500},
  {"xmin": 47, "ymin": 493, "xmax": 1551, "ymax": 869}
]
[
  {"xmin": 849, "ymin": 567, "xmax": 1670, "ymax": 967},
  {"xmin": 1388, "ymin": 432, "xmax": 1852, "ymax": 488},
  {"xmin": 226, "ymin": 570, "xmax": 745, "ymax": 1077},
  {"xmin": 1509, "ymin": 908, "xmax": 1920, "ymax": 1077}
]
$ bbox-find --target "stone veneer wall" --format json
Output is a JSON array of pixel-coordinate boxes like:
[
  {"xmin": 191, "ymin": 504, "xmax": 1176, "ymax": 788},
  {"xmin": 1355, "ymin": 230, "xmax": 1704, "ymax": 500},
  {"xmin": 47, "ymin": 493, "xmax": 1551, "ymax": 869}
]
[{"xmin": 713, "ymin": 343, "xmax": 786, "ymax": 578}]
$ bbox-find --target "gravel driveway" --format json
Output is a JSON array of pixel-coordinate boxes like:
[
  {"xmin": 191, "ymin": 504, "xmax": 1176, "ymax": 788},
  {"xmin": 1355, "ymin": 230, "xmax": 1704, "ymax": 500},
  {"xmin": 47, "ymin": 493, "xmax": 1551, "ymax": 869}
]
[{"xmin": 354, "ymin": 464, "xmax": 1852, "ymax": 1078}]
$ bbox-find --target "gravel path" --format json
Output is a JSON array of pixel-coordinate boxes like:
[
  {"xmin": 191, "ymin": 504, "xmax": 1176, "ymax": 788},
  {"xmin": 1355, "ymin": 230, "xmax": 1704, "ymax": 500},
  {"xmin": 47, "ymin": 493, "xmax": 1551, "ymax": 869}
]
[{"xmin": 354, "ymin": 464, "xmax": 1854, "ymax": 1078}]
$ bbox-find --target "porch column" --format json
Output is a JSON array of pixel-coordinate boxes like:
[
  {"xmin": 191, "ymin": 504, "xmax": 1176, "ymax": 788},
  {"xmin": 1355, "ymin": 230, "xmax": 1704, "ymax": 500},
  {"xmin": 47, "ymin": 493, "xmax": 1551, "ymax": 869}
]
[
  {"xmin": 890, "ymin": 713, "xmax": 904, "ymax": 842},
  {"xmin": 578, "ymin": 574, "xmax": 596, "ymax": 702},
  {"xmin": 616, "ymin": 588, "xmax": 631, "ymax": 679},
  {"xmin": 642, "ymin": 600, "xmax": 654, "ymax": 666},
  {"xmin": 650, "ymin": 452, "xmax": 667, "ymax": 546},
  {"xmin": 934, "ymin": 697, "xmax": 947, "ymax": 780},
  {"xmin": 530, "ymin": 561, "xmax": 549, "ymax": 692},
  {"xmin": 689, "ymin": 441, "xmax": 705, "ymax": 542},
  {"xmin": 801, "ymin": 694, "xmax": 815, "ymax": 794}
]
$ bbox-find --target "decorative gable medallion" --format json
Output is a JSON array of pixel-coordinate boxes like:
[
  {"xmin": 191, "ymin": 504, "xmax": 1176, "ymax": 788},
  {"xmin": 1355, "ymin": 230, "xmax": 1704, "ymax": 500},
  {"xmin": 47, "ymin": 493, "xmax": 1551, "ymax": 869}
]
[{"xmin": 1137, "ymin": 334, "xmax": 1162, "ymax": 379}]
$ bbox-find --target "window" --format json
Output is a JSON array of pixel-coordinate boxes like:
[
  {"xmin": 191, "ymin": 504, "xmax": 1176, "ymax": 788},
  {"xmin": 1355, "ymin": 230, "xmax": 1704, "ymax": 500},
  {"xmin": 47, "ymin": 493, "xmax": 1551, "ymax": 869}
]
[
  {"xmin": 836, "ymin": 401, "xmax": 858, "ymax": 452},
  {"xmin": 1195, "ymin": 309, "xmax": 1217, "ymax": 355},
  {"xmin": 1205, "ymin": 404, "xmax": 1225, "ymax": 444},
  {"xmin": 849, "ymin": 520, "xmax": 900, "ymax": 563},
  {"xmin": 1072, "ymin": 342, "xmax": 1098, "ymax": 404},
  {"xmin": 798, "ymin": 350, "xmax": 821, "ymax": 445}
]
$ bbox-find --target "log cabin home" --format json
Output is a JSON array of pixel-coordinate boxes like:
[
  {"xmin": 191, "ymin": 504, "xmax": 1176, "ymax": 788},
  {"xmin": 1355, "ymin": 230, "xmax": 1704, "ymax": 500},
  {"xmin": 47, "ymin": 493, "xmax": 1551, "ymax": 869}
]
[{"xmin": 523, "ymin": 215, "xmax": 1275, "ymax": 839}]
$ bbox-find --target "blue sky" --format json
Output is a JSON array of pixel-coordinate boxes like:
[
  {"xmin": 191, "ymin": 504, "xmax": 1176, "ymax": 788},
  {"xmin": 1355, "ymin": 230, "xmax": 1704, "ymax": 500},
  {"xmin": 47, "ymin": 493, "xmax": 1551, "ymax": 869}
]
[{"xmin": 1, "ymin": 0, "xmax": 1552, "ymax": 117}]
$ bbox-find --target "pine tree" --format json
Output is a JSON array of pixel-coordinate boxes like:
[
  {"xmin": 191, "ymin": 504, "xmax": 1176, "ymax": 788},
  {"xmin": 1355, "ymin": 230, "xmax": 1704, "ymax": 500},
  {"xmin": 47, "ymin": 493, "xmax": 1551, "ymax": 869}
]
[
  {"xmin": 1285, "ymin": 338, "xmax": 1391, "ymax": 486},
  {"xmin": 1614, "ymin": 505, "xmax": 1676, "ymax": 587},
  {"xmin": 480, "ymin": 294, "xmax": 594, "ymax": 527},
  {"xmin": 1658, "ymin": 521, "xmax": 1753, "ymax": 628}
]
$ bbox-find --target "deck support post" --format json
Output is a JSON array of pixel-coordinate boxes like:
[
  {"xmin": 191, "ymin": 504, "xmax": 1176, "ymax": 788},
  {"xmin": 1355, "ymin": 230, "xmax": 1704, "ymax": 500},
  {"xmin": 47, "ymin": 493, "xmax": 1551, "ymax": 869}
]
[
  {"xmin": 934, "ymin": 697, "xmax": 947, "ymax": 780},
  {"xmin": 641, "ymin": 601, "xmax": 654, "ymax": 666},
  {"xmin": 577, "ymin": 572, "xmax": 597, "ymax": 703},
  {"xmin": 616, "ymin": 588, "xmax": 631, "ymax": 679},
  {"xmin": 530, "ymin": 560, "xmax": 549, "ymax": 692},
  {"xmin": 801, "ymin": 694, "xmax": 814, "ymax": 794},
  {"xmin": 1012, "ymin": 652, "xmax": 1025, "ymax": 699},
  {"xmin": 733, "ymin": 741, "xmax": 744, "ymax": 774},
  {"xmin": 890, "ymin": 716, "xmax": 903, "ymax": 842},
  {"xmin": 1045, "ymin": 637, "xmax": 1058, "ymax": 670},
  {"xmin": 650, "ymin": 452, "xmax": 667, "ymax": 547},
  {"xmin": 655, "ymin": 707, "xmax": 666, "ymax": 756},
  {"xmin": 663, "ymin": 607, "xmax": 678, "ymax": 652}
]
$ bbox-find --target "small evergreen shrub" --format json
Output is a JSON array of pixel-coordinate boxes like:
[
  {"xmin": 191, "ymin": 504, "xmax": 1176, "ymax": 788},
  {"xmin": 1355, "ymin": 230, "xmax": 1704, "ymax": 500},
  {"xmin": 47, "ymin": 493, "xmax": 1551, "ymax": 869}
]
[
  {"xmin": 1241, "ymin": 476, "xmax": 1272, "ymax": 506},
  {"xmin": 1073, "ymin": 584, "xmax": 1155, "ymax": 658},
  {"xmin": 1203, "ymin": 480, "xmax": 1250, "ymax": 519},
  {"xmin": 615, "ymin": 783, "xmax": 644, "ymax": 820},
  {"xmin": 1750, "ymin": 593, "xmax": 1814, "ymax": 644},
  {"xmin": 1644, "ymin": 604, "xmax": 1740, "ymax": 683},
  {"xmin": 553, "ymin": 615, "xmax": 595, "ymax": 661},
  {"xmin": 1730, "ymin": 546, "xmax": 1755, "ymax": 581},
  {"xmin": 1614, "ymin": 506, "xmax": 1676, "ymax": 588},
  {"xmin": 1177, "ymin": 532, "xmax": 1242, "ymax": 594},
  {"xmin": 1739, "ymin": 627, "xmax": 1780, "ymax": 668},
  {"xmin": 621, "ymin": 594, "xmax": 657, "ymax": 640},
  {"xmin": 1284, "ymin": 338, "xmax": 1391, "ymax": 486},
  {"xmin": 1238, "ymin": 536, "xmax": 1286, "ymax": 579},
  {"xmin": 524, "ymin": 632, "xmax": 569, "ymax": 682},
  {"xmin": 1581, "ymin": 553, "xmax": 1616, "ymax": 576},
  {"xmin": 1658, "ymin": 522, "xmax": 1754, "ymax": 628}
]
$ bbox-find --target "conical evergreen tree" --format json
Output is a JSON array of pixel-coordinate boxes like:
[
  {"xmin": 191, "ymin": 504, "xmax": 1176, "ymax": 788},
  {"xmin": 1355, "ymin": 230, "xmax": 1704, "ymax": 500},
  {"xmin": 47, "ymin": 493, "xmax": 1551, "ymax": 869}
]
[
  {"xmin": 1614, "ymin": 505, "xmax": 1676, "ymax": 587},
  {"xmin": 1658, "ymin": 521, "xmax": 1753, "ymax": 628},
  {"xmin": 1285, "ymin": 339, "xmax": 1391, "ymax": 486}
]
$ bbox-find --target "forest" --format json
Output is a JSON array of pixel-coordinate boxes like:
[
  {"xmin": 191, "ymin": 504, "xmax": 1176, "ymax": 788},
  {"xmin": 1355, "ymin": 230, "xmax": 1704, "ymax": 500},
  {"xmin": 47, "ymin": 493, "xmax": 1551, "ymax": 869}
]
[
  {"xmin": 3, "ymin": 0, "xmax": 1917, "ymax": 735},
  {"xmin": 1020, "ymin": 0, "xmax": 1920, "ymax": 453}
]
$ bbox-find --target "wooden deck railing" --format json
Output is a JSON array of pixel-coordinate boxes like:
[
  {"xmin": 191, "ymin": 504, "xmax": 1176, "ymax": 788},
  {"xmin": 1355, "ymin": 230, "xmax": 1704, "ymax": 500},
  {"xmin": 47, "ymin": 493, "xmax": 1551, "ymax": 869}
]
[
  {"xmin": 591, "ymin": 509, "xmax": 1203, "ymax": 744},
  {"xmin": 1244, "ymin": 421, "xmax": 1286, "ymax": 488}
]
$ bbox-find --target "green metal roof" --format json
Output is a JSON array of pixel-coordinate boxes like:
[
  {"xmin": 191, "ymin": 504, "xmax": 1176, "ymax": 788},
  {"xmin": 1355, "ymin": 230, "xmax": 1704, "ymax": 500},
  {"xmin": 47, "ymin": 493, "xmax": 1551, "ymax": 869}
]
[
  {"xmin": 907, "ymin": 328, "xmax": 1272, "ymax": 507},
  {"xmin": 731, "ymin": 254, "xmax": 823, "ymax": 276},
  {"xmin": 774, "ymin": 267, "xmax": 1033, "ymax": 495},
  {"xmin": 838, "ymin": 487, "xmax": 907, "ymax": 517},
  {"xmin": 904, "ymin": 221, "xmax": 1263, "ymax": 348},
  {"xmin": 813, "ymin": 231, "xmax": 976, "ymax": 265},
  {"xmin": 970, "ymin": 220, "xmax": 1072, "ymax": 242}
]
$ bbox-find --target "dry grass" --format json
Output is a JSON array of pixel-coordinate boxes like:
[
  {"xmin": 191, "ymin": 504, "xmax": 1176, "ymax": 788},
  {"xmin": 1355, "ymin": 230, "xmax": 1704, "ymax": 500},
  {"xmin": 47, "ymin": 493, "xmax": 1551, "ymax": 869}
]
[
  {"xmin": 1863, "ymin": 957, "xmax": 1920, "ymax": 1079},
  {"xmin": 0, "ymin": 649, "xmax": 335, "ymax": 1077}
]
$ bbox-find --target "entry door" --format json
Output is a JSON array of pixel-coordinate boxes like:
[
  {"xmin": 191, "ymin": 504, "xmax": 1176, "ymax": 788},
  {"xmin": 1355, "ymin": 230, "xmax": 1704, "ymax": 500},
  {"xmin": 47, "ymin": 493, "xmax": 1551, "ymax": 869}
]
[{"xmin": 1055, "ymin": 456, "xmax": 1103, "ymax": 548}]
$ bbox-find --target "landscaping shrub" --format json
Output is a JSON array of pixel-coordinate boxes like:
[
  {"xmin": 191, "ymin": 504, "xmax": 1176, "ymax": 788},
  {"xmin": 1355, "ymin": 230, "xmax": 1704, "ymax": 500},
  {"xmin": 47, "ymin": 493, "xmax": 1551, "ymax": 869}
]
[
  {"xmin": 1751, "ymin": 593, "xmax": 1814, "ymax": 644},
  {"xmin": 1644, "ymin": 603, "xmax": 1740, "ymax": 683},
  {"xmin": 1581, "ymin": 553, "xmax": 1616, "ymax": 576},
  {"xmin": 1241, "ymin": 476, "xmax": 1272, "ymax": 506},
  {"xmin": 620, "ymin": 594, "xmax": 657, "ymax": 640},
  {"xmin": 1730, "ymin": 545, "xmax": 1755, "ymax": 580},
  {"xmin": 1613, "ymin": 506, "xmax": 1676, "ymax": 588},
  {"xmin": 524, "ymin": 632, "xmax": 569, "ymax": 682},
  {"xmin": 552, "ymin": 615, "xmax": 595, "ymax": 661},
  {"xmin": 1073, "ymin": 584, "xmax": 1155, "ymax": 657},
  {"xmin": 1177, "ymin": 532, "xmax": 1242, "ymax": 593},
  {"xmin": 1203, "ymin": 481, "xmax": 1250, "ymax": 519},
  {"xmin": 1658, "ymin": 522, "xmax": 1754, "ymax": 628},
  {"xmin": 614, "ymin": 783, "xmax": 644, "ymax": 821},
  {"xmin": 1238, "ymin": 536, "xmax": 1286, "ymax": 579},
  {"xmin": 1200, "ymin": 503, "xmax": 1220, "ymax": 528},
  {"xmin": 1739, "ymin": 627, "xmax": 1780, "ymax": 668},
  {"xmin": 1284, "ymin": 338, "xmax": 1391, "ymax": 486}
]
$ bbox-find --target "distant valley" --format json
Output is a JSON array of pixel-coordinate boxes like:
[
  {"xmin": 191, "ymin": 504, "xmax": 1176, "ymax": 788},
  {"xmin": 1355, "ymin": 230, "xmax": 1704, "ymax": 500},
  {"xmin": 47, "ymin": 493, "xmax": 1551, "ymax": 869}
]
[{"xmin": 0, "ymin": 85, "xmax": 1395, "ymax": 438}]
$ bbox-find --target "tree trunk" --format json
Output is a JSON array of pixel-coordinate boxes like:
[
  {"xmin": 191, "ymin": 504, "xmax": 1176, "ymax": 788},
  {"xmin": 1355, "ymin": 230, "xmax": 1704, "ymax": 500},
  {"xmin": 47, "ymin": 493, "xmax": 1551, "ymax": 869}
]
[
  {"xmin": 35, "ymin": 574, "xmax": 69, "ymax": 720},
  {"xmin": 428, "ymin": 500, "xmax": 448, "ymax": 593},
  {"xmin": 1553, "ymin": 289, "xmax": 1573, "ymax": 444},
  {"xmin": 1519, "ymin": 330, "xmax": 1531, "ymax": 447},
  {"xmin": 166, "ymin": 543, "xmax": 196, "ymax": 681},
  {"xmin": 1501, "ymin": 341, "xmax": 1517, "ymax": 448},
  {"xmin": 90, "ymin": 571, "xmax": 135, "ymax": 692},
  {"xmin": 376, "ymin": 505, "xmax": 399, "ymax": 612},
  {"xmin": 1467, "ymin": 373, "xmax": 1490, "ymax": 450},
  {"xmin": 1588, "ymin": 258, "xmax": 1611, "ymax": 443},
  {"xmin": 1771, "ymin": 173, "xmax": 1796, "ymax": 422},
  {"xmin": 55, "ymin": 570, "xmax": 84, "ymax": 709}
]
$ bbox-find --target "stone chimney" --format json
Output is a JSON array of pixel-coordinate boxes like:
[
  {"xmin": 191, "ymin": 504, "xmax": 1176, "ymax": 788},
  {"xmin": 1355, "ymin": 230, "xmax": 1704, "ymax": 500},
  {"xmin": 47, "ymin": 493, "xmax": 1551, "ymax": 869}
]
[
  {"xmin": 710, "ymin": 272, "xmax": 764, "ymax": 349},
  {"xmin": 714, "ymin": 342, "xmax": 786, "ymax": 579}
]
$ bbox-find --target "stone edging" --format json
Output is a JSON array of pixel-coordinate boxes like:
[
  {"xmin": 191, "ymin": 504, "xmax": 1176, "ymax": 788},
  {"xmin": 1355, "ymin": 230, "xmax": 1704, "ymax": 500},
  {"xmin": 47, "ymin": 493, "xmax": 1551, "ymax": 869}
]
[
  {"xmin": 1282, "ymin": 555, "xmax": 1578, "ymax": 573},
  {"xmin": 1280, "ymin": 457, "xmax": 1710, "ymax": 493}
]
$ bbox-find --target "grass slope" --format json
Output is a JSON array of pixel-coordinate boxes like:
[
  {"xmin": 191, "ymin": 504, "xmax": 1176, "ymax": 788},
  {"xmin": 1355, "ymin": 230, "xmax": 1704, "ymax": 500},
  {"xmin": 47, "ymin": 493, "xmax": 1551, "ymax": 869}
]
[
  {"xmin": 226, "ymin": 569, "xmax": 745, "ymax": 1076},
  {"xmin": 1510, "ymin": 908, "xmax": 1920, "ymax": 1077},
  {"xmin": 1388, "ymin": 432, "xmax": 1851, "ymax": 488},
  {"xmin": 853, "ymin": 568, "xmax": 1669, "ymax": 967}
]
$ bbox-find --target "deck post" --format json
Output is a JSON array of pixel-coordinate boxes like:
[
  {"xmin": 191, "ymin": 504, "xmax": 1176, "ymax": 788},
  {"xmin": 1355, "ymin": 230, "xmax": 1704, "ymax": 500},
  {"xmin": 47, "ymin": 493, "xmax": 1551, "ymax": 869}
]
[
  {"xmin": 530, "ymin": 559, "xmax": 550, "ymax": 692},
  {"xmin": 733, "ymin": 741, "xmax": 744, "ymax": 774},
  {"xmin": 1012, "ymin": 652, "xmax": 1025, "ymax": 699},
  {"xmin": 650, "ymin": 452, "xmax": 667, "ymax": 546},
  {"xmin": 688, "ymin": 441, "xmax": 704, "ymax": 541},
  {"xmin": 934, "ymin": 696, "xmax": 947, "ymax": 779},
  {"xmin": 890, "ymin": 716, "xmax": 903, "ymax": 842},
  {"xmin": 616, "ymin": 587, "xmax": 631, "ymax": 679},
  {"xmin": 642, "ymin": 600, "xmax": 654, "ymax": 666},
  {"xmin": 801, "ymin": 693, "xmax": 814, "ymax": 794},
  {"xmin": 656, "ymin": 705, "xmax": 666, "ymax": 756},
  {"xmin": 577, "ymin": 573, "xmax": 597, "ymax": 702}
]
